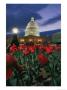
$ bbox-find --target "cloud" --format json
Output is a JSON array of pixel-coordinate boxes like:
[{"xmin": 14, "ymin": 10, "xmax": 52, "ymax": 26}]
[
  {"xmin": 36, "ymin": 4, "xmax": 61, "ymax": 25},
  {"xmin": 39, "ymin": 21, "xmax": 61, "ymax": 32},
  {"xmin": 42, "ymin": 14, "xmax": 61, "ymax": 25}
]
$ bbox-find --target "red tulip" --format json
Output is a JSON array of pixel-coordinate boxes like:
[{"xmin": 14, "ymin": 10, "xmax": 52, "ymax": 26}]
[
  {"xmin": 44, "ymin": 45, "xmax": 53, "ymax": 54},
  {"xmin": 6, "ymin": 68, "xmax": 13, "ymax": 80},
  {"xmin": 23, "ymin": 48, "xmax": 29, "ymax": 56},
  {"xmin": 6, "ymin": 54, "xmax": 17, "ymax": 66},
  {"xmin": 38, "ymin": 45, "xmax": 44, "ymax": 51},
  {"xmin": 10, "ymin": 44, "xmax": 17, "ymax": 53},
  {"xmin": 18, "ymin": 44, "xmax": 26, "ymax": 51},
  {"xmin": 28, "ymin": 45, "xmax": 35, "ymax": 53},
  {"xmin": 38, "ymin": 53, "xmax": 48, "ymax": 64}
]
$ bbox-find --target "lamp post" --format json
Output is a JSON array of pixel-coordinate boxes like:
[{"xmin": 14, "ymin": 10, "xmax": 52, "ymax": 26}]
[{"xmin": 11, "ymin": 27, "xmax": 19, "ymax": 46}]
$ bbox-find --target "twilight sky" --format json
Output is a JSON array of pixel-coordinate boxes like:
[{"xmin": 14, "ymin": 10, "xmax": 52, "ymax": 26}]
[{"xmin": 6, "ymin": 4, "xmax": 61, "ymax": 35}]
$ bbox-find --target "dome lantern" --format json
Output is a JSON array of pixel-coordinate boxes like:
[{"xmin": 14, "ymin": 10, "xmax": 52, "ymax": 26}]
[{"xmin": 31, "ymin": 17, "xmax": 35, "ymax": 22}]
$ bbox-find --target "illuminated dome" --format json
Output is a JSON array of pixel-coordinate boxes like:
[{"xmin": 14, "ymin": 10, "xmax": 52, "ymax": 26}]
[{"xmin": 25, "ymin": 17, "xmax": 40, "ymax": 36}]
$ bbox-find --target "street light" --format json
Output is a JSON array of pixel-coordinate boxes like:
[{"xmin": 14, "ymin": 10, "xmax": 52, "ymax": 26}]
[
  {"xmin": 12, "ymin": 27, "xmax": 19, "ymax": 34},
  {"xmin": 11, "ymin": 27, "xmax": 19, "ymax": 46}
]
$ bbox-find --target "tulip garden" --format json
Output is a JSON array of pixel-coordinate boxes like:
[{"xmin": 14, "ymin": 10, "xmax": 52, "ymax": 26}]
[{"xmin": 6, "ymin": 43, "xmax": 61, "ymax": 86}]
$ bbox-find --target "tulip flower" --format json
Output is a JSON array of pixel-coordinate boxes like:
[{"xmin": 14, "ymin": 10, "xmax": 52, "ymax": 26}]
[
  {"xmin": 28, "ymin": 45, "xmax": 35, "ymax": 53},
  {"xmin": 6, "ymin": 54, "xmax": 17, "ymax": 67},
  {"xmin": 37, "ymin": 53, "xmax": 48, "ymax": 64},
  {"xmin": 38, "ymin": 45, "xmax": 44, "ymax": 51},
  {"xmin": 23, "ymin": 48, "xmax": 29, "ymax": 56},
  {"xmin": 18, "ymin": 44, "xmax": 26, "ymax": 51},
  {"xmin": 10, "ymin": 44, "xmax": 17, "ymax": 53},
  {"xmin": 44, "ymin": 45, "xmax": 53, "ymax": 54},
  {"xmin": 6, "ymin": 68, "xmax": 13, "ymax": 80}
]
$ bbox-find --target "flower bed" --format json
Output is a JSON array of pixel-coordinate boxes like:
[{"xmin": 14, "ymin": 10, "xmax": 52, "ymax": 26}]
[{"xmin": 6, "ymin": 44, "xmax": 61, "ymax": 86}]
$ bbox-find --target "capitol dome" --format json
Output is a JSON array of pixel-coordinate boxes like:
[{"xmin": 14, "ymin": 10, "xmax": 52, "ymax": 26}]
[{"xmin": 25, "ymin": 17, "xmax": 40, "ymax": 36}]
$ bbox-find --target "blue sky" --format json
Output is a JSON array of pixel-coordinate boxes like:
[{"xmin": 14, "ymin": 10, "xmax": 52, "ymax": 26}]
[{"xmin": 6, "ymin": 4, "xmax": 61, "ymax": 35}]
